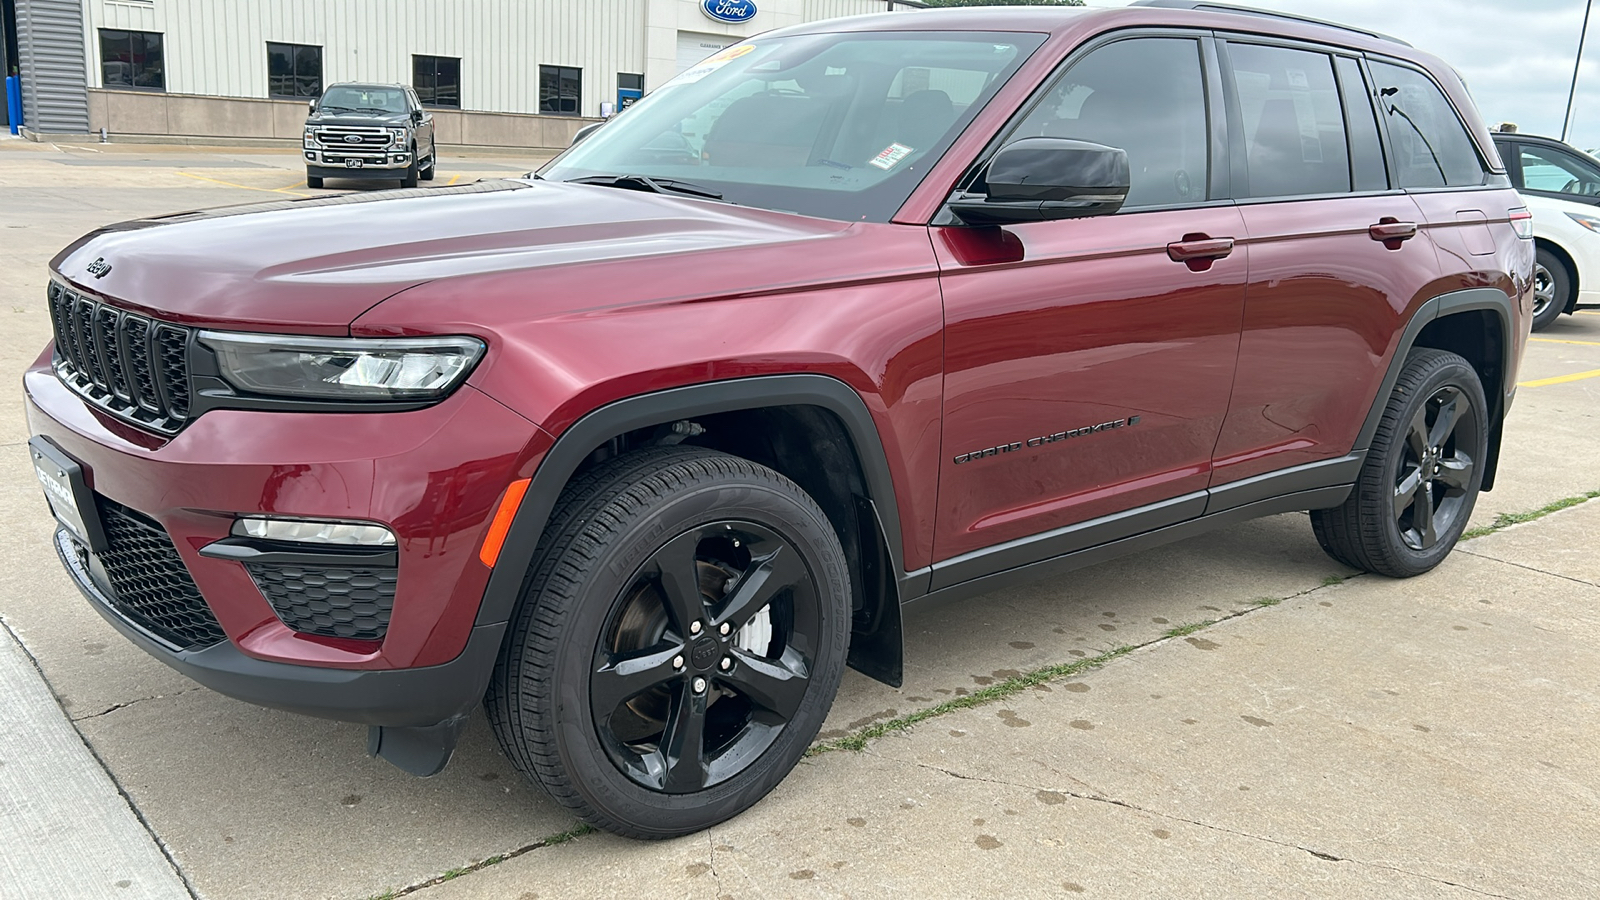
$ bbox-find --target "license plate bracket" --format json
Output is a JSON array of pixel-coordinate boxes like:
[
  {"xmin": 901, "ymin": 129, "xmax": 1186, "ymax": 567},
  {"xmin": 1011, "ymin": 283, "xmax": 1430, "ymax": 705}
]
[{"xmin": 30, "ymin": 436, "xmax": 108, "ymax": 553}]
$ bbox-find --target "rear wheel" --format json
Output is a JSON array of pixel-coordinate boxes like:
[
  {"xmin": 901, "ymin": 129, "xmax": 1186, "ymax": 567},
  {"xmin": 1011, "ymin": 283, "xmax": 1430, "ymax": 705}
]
[
  {"xmin": 486, "ymin": 447, "xmax": 851, "ymax": 838},
  {"xmin": 1311, "ymin": 349, "xmax": 1487, "ymax": 577},
  {"xmin": 1532, "ymin": 248, "xmax": 1569, "ymax": 331},
  {"xmin": 306, "ymin": 173, "xmax": 324, "ymax": 189}
]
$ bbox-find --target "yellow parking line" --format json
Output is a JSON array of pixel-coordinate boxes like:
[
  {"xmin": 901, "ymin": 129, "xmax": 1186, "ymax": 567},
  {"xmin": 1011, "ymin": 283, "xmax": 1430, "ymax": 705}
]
[
  {"xmin": 1530, "ymin": 337, "xmax": 1600, "ymax": 347},
  {"xmin": 1519, "ymin": 368, "xmax": 1600, "ymax": 388},
  {"xmin": 176, "ymin": 171, "xmax": 310, "ymax": 197},
  {"xmin": 446, "ymin": 173, "xmax": 462, "ymax": 186}
]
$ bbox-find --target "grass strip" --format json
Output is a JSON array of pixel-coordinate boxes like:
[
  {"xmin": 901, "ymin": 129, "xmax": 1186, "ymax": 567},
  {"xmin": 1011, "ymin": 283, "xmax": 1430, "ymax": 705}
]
[
  {"xmin": 364, "ymin": 823, "xmax": 595, "ymax": 899},
  {"xmin": 807, "ymin": 644, "xmax": 1137, "ymax": 756},
  {"xmin": 1462, "ymin": 489, "xmax": 1600, "ymax": 540}
]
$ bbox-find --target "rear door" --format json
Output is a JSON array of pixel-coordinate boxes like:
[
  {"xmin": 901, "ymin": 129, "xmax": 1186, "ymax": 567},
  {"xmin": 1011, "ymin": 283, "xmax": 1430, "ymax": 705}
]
[
  {"xmin": 1210, "ymin": 41, "xmax": 1443, "ymax": 492},
  {"xmin": 931, "ymin": 33, "xmax": 1246, "ymax": 580}
]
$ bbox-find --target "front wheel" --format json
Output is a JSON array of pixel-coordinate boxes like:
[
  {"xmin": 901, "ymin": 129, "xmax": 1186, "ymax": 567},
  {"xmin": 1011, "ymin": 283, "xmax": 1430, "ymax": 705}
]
[
  {"xmin": 486, "ymin": 447, "xmax": 852, "ymax": 838},
  {"xmin": 1311, "ymin": 349, "xmax": 1488, "ymax": 577},
  {"xmin": 1532, "ymin": 248, "xmax": 1570, "ymax": 332}
]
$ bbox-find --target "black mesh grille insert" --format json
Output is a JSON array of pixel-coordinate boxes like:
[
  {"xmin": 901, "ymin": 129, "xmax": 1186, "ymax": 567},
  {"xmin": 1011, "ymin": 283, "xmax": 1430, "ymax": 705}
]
[
  {"xmin": 47, "ymin": 284, "xmax": 192, "ymax": 434},
  {"xmin": 95, "ymin": 501, "xmax": 227, "ymax": 651},
  {"xmin": 246, "ymin": 562, "xmax": 397, "ymax": 641}
]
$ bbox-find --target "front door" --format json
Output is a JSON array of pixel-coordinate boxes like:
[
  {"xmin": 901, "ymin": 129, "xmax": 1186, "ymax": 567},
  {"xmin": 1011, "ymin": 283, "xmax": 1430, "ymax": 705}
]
[{"xmin": 931, "ymin": 35, "xmax": 1245, "ymax": 584}]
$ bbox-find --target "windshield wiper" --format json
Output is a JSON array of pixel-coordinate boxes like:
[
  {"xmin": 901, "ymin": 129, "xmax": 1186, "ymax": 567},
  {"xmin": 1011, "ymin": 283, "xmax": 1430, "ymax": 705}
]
[
  {"xmin": 566, "ymin": 174, "xmax": 724, "ymax": 201},
  {"xmin": 319, "ymin": 105, "xmax": 356, "ymax": 112}
]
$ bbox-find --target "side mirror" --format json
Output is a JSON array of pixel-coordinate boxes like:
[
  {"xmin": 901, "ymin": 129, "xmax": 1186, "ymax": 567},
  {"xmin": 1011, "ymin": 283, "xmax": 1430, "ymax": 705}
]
[
  {"xmin": 570, "ymin": 120, "xmax": 605, "ymax": 148},
  {"xmin": 411, "ymin": 109, "xmax": 424, "ymax": 123},
  {"xmin": 307, "ymin": 100, "xmax": 317, "ymax": 113},
  {"xmin": 949, "ymin": 138, "xmax": 1130, "ymax": 226}
]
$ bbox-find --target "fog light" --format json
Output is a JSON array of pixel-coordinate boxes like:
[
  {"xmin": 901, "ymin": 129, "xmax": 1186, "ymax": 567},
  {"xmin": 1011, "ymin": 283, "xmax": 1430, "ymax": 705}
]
[
  {"xmin": 392, "ymin": 154, "xmax": 408, "ymax": 164},
  {"xmin": 234, "ymin": 517, "xmax": 397, "ymax": 547}
]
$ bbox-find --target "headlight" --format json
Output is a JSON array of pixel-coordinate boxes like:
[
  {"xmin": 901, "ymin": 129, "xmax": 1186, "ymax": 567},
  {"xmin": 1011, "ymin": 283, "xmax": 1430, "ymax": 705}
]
[
  {"xmin": 1565, "ymin": 211, "xmax": 1600, "ymax": 233},
  {"xmin": 303, "ymin": 130, "xmax": 319, "ymax": 149},
  {"xmin": 197, "ymin": 332, "xmax": 485, "ymax": 401},
  {"xmin": 388, "ymin": 126, "xmax": 408, "ymax": 144}
]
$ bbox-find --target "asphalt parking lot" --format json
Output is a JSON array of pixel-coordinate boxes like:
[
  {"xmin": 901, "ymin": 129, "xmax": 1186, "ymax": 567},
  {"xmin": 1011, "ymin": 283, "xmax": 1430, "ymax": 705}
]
[{"xmin": 2, "ymin": 136, "xmax": 1598, "ymax": 900}]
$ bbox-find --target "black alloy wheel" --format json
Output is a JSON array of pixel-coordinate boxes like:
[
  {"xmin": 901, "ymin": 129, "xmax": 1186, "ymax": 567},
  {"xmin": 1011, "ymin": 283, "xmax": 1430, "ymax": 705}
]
[
  {"xmin": 1311, "ymin": 349, "xmax": 1488, "ymax": 577},
  {"xmin": 1390, "ymin": 383, "xmax": 1479, "ymax": 552},
  {"xmin": 592, "ymin": 521, "xmax": 817, "ymax": 794},
  {"xmin": 486, "ymin": 446, "xmax": 850, "ymax": 838}
]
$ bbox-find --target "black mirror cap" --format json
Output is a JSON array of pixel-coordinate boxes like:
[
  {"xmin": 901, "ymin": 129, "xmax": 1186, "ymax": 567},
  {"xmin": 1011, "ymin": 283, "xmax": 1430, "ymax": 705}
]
[
  {"xmin": 570, "ymin": 121, "xmax": 605, "ymax": 148},
  {"xmin": 411, "ymin": 109, "xmax": 424, "ymax": 122},
  {"xmin": 950, "ymin": 138, "xmax": 1130, "ymax": 226}
]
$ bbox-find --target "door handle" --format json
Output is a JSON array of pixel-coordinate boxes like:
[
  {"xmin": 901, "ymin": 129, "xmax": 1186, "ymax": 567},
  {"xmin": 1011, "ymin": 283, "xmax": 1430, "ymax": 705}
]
[
  {"xmin": 1369, "ymin": 218, "xmax": 1418, "ymax": 249},
  {"xmin": 1167, "ymin": 235, "xmax": 1235, "ymax": 272}
]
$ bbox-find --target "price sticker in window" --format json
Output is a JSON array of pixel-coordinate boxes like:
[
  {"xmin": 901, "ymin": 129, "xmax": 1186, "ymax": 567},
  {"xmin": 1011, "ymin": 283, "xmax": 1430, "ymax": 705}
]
[{"xmin": 869, "ymin": 143, "xmax": 915, "ymax": 171}]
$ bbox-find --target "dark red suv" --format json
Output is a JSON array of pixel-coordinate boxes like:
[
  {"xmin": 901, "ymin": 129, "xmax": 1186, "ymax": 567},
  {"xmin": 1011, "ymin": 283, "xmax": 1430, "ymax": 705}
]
[{"xmin": 26, "ymin": 2, "xmax": 1531, "ymax": 838}]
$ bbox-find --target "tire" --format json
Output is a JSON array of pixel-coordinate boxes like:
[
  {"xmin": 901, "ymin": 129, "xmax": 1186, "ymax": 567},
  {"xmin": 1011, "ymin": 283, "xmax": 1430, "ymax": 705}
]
[
  {"xmin": 486, "ymin": 446, "xmax": 852, "ymax": 838},
  {"xmin": 420, "ymin": 155, "xmax": 436, "ymax": 181},
  {"xmin": 306, "ymin": 174, "xmax": 324, "ymax": 189},
  {"xmin": 1310, "ymin": 349, "xmax": 1488, "ymax": 578},
  {"xmin": 1532, "ymin": 248, "xmax": 1570, "ymax": 332},
  {"xmin": 400, "ymin": 148, "xmax": 419, "ymax": 187}
]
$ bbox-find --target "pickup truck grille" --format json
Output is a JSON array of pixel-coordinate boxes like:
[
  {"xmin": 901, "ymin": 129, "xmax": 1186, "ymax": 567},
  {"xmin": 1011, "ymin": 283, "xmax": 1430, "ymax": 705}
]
[
  {"xmin": 314, "ymin": 125, "xmax": 394, "ymax": 151},
  {"xmin": 48, "ymin": 283, "xmax": 192, "ymax": 435}
]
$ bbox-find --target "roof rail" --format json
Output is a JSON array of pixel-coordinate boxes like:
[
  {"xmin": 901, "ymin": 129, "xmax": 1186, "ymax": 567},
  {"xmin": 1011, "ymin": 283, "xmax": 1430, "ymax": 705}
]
[{"xmin": 1129, "ymin": 1, "xmax": 1412, "ymax": 47}]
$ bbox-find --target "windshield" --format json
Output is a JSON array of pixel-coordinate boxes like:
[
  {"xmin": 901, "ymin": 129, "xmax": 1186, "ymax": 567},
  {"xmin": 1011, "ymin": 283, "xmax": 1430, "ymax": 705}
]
[
  {"xmin": 319, "ymin": 86, "xmax": 408, "ymax": 113},
  {"xmin": 539, "ymin": 31, "xmax": 1046, "ymax": 222}
]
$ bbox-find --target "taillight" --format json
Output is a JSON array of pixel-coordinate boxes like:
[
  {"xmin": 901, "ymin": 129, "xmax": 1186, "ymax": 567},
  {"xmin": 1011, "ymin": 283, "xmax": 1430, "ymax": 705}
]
[{"xmin": 1509, "ymin": 207, "xmax": 1534, "ymax": 240}]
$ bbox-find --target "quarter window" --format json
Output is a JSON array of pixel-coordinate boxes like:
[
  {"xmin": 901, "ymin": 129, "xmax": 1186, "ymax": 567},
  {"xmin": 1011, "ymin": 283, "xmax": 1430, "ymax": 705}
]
[
  {"xmin": 414, "ymin": 55, "xmax": 461, "ymax": 108},
  {"xmin": 541, "ymin": 65, "xmax": 583, "ymax": 116},
  {"xmin": 100, "ymin": 30, "xmax": 164, "ymax": 91},
  {"xmin": 1011, "ymin": 38, "xmax": 1209, "ymax": 208},
  {"xmin": 1368, "ymin": 61, "xmax": 1484, "ymax": 189},
  {"xmin": 267, "ymin": 42, "xmax": 322, "ymax": 99},
  {"xmin": 1226, "ymin": 43, "xmax": 1350, "ymax": 198},
  {"xmin": 1519, "ymin": 145, "xmax": 1600, "ymax": 197}
]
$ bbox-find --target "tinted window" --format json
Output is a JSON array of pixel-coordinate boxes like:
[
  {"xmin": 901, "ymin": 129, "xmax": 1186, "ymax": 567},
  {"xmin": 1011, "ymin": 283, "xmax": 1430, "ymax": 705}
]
[
  {"xmin": 267, "ymin": 42, "xmax": 322, "ymax": 99},
  {"xmin": 1012, "ymin": 38, "xmax": 1208, "ymax": 207},
  {"xmin": 542, "ymin": 32, "xmax": 1045, "ymax": 223},
  {"xmin": 540, "ymin": 65, "xmax": 582, "ymax": 116},
  {"xmin": 1336, "ymin": 56, "xmax": 1388, "ymax": 192},
  {"xmin": 1519, "ymin": 145, "xmax": 1600, "ymax": 197},
  {"xmin": 1368, "ymin": 61, "xmax": 1483, "ymax": 188},
  {"xmin": 319, "ymin": 85, "xmax": 407, "ymax": 114},
  {"xmin": 414, "ymin": 55, "xmax": 461, "ymax": 108},
  {"xmin": 100, "ymin": 30, "xmax": 164, "ymax": 91},
  {"xmin": 1227, "ymin": 43, "xmax": 1349, "ymax": 198}
]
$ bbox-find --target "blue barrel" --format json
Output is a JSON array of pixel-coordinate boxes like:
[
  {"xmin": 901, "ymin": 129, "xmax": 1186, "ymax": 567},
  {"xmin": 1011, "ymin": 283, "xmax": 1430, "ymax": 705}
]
[{"xmin": 5, "ymin": 75, "xmax": 22, "ymax": 135}]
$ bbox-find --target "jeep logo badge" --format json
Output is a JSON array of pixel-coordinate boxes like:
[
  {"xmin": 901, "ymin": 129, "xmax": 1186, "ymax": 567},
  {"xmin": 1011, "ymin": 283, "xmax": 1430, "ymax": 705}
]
[
  {"xmin": 690, "ymin": 636, "xmax": 720, "ymax": 669},
  {"xmin": 85, "ymin": 257, "xmax": 112, "ymax": 279}
]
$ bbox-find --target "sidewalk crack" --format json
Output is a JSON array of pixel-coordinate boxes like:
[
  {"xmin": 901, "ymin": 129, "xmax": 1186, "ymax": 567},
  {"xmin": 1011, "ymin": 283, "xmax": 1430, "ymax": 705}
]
[
  {"xmin": 72, "ymin": 687, "xmax": 205, "ymax": 721},
  {"xmin": 881, "ymin": 754, "xmax": 1516, "ymax": 899},
  {"xmin": 1455, "ymin": 548, "xmax": 1599, "ymax": 589}
]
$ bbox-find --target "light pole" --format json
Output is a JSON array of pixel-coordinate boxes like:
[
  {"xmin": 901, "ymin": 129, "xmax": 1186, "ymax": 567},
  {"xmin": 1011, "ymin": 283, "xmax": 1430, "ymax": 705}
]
[{"xmin": 1563, "ymin": 0, "xmax": 1594, "ymax": 143}]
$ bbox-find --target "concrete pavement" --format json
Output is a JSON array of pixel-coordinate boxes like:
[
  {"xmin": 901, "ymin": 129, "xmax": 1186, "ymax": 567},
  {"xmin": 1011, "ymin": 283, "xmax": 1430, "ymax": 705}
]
[{"xmin": 1, "ymin": 141, "xmax": 1597, "ymax": 899}]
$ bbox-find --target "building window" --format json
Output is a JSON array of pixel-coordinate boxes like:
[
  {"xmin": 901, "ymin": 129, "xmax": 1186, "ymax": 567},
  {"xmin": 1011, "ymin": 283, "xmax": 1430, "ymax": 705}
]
[
  {"xmin": 413, "ymin": 55, "xmax": 461, "ymax": 108},
  {"xmin": 540, "ymin": 65, "xmax": 582, "ymax": 116},
  {"xmin": 267, "ymin": 42, "xmax": 322, "ymax": 99},
  {"xmin": 100, "ymin": 29, "xmax": 164, "ymax": 91}
]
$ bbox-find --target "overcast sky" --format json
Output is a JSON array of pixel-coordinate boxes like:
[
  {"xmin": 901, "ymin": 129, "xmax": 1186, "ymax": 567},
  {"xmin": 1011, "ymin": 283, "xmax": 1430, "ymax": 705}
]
[{"xmin": 1091, "ymin": 0, "xmax": 1600, "ymax": 150}]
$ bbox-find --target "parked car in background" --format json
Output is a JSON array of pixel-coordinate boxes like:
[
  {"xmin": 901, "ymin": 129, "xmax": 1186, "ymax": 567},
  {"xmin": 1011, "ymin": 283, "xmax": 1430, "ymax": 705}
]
[
  {"xmin": 1492, "ymin": 129, "xmax": 1600, "ymax": 329},
  {"xmin": 29, "ymin": 2, "xmax": 1530, "ymax": 839},
  {"xmin": 302, "ymin": 82, "xmax": 437, "ymax": 189}
]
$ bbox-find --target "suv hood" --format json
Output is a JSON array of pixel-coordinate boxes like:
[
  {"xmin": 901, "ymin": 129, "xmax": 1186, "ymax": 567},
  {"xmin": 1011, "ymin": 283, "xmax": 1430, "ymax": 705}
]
[{"xmin": 50, "ymin": 180, "xmax": 851, "ymax": 333}]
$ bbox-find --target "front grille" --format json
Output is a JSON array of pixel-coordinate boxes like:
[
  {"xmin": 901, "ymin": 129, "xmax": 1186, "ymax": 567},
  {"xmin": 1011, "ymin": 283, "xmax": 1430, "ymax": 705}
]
[
  {"xmin": 246, "ymin": 562, "xmax": 397, "ymax": 641},
  {"xmin": 94, "ymin": 500, "xmax": 227, "ymax": 651},
  {"xmin": 48, "ymin": 283, "xmax": 192, "ymax": 434},
  {"xmin": 314, "ymin": 125, "xmax": 394, "ymax": 149}
]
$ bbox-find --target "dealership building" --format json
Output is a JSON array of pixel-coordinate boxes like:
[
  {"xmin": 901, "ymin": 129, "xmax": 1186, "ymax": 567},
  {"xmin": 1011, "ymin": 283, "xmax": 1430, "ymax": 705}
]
[{"xmin": 2, "ymin": 0, "xmax": 923, "ymax": 151}]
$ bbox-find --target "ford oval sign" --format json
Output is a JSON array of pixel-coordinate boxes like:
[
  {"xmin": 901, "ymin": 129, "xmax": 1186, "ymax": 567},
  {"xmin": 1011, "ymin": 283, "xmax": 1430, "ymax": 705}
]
[{"xmin": 702, "ymin": 0, "xmax": 757, "ymax": 24}]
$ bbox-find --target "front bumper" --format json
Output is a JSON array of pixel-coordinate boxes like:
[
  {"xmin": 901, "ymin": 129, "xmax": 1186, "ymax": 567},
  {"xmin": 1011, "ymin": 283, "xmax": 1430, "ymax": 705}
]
[
  {"xmin": 56, "ymin": 526, "xmax": 507, "ymax": 726},
  {"xmin": 305, "ymin": 148, "xmax": 413, "ymax": 178},
  {"xmin": 25, "ymin": 359, "xmax": 545, "ymax": 681}
]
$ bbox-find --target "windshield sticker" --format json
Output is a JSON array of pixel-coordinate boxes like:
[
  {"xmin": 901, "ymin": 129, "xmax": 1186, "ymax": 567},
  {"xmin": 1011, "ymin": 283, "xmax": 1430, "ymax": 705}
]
[
  {"xmin": 674, "ymin": 44, "xmax": 758, "ymax": 85},
  {"xmin": 869, "ymin": 143, "xmax": 914, "ymax": 171}
]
